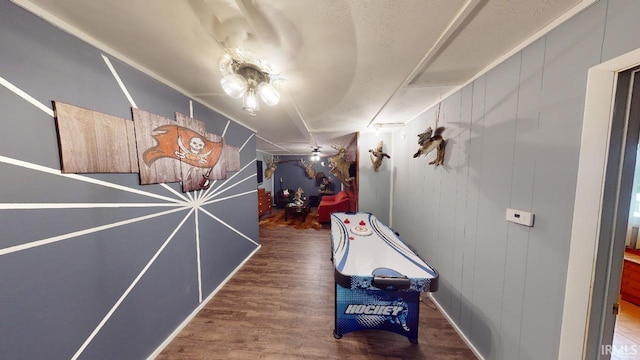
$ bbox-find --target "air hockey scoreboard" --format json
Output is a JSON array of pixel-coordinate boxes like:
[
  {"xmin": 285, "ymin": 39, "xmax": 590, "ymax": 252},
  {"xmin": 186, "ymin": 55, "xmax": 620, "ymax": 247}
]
[{"xmin": 330, "ymin": 212, "xmax": 438, "ymax": 343}]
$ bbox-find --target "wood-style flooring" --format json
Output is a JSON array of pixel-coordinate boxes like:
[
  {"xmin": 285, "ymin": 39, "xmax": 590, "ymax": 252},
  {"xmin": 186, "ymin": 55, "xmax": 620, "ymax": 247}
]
[
  {"xmin": 157, "ymin": 210, "xmax": 477, "ymax": 359},
  {"xmin": 612, "ymin": 300, "xmax": 640, "ymax": 360}
]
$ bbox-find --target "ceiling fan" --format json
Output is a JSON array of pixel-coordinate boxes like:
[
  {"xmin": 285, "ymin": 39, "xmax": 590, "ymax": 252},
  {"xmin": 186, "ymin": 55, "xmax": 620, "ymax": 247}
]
[
  {"xmin": 310, "ymin": 146, "xmax": 322, "ymax": 161},
  {"xmin": 188, "ymin": 0, "xmax": 301, "ymax": 68}
]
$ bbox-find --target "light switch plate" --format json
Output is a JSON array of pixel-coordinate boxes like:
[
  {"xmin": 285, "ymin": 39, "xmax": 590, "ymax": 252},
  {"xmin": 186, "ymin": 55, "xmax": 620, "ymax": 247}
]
[{"xmin": 506, "ymin": 208, "xmax": 534, "ymax": 227}]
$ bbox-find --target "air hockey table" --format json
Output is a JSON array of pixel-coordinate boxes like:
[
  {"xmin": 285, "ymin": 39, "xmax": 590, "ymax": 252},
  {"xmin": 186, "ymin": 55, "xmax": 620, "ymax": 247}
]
[{"xmin": 330, "ymin": 212, "xmax": 438, "ymax": 343}]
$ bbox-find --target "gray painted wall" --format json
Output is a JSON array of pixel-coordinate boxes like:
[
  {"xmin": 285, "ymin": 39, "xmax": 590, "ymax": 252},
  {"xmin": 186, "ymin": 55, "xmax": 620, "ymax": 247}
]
[
  {"xmin": 358, "ymin": 132, "xmax": 392, "ymax": 224},
  {"xmin": 383, "ymin": 1, "xmax": 640, "ymax": 359},
  {"xmin": 0, "ymin": 2, "xmax": 259, "ymax": 359}
]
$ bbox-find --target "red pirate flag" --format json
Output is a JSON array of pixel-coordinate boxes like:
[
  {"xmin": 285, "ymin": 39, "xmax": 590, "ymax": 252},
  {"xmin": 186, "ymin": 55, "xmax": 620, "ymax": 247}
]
[{"xmin": 143, "ymin": 125, "xmax": 223, "ymax": 168}]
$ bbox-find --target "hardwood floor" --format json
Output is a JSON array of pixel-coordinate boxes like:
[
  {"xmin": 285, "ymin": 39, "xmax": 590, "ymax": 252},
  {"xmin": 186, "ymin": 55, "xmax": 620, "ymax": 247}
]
[
  {"xmin": 157, "ymin": 211, "xmax": 477, "ymax": 359},
  {"xmin": 612, "ymin": 300, "xmax": 640, "ymax": 360}
]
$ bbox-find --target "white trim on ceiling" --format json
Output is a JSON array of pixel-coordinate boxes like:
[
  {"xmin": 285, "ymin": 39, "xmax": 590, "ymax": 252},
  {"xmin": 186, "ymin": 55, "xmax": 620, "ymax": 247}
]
[
  {"xmin": 404, "ymin": 0, "xmax": 599, "ymax": 126},
  {"xmin": 365, "ymin": 0, "xmax": 484, "ymax": 129}
]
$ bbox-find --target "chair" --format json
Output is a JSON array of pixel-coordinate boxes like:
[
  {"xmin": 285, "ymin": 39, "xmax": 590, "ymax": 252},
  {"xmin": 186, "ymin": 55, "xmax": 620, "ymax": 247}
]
[{"xmin": 317, "ymin": 191, "xmax": 350, "ymax": 223}]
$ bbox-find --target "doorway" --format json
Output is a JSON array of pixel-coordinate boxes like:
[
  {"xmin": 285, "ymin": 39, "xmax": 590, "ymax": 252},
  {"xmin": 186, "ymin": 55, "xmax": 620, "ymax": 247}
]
[
  {"xmin": 610, "ymin": 126, "xmax": 640, "ymax": 359},
  {"xmin": 559, "ymin": 48, "xmax": 640, "ymax": 360},
  {"xmin": 588, "ymin": 65, "xmax": 640, "ymax": 359}
]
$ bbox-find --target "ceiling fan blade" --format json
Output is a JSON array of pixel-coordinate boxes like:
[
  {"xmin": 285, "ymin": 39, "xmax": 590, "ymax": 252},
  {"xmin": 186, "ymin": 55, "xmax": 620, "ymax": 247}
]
[
  {"xmin": 235, "ymin": 0, "xmax": 279, "ymax": 47},
  {"xmin": 232, "ymin": 0, "xmax": 301, "ymax": 70}
]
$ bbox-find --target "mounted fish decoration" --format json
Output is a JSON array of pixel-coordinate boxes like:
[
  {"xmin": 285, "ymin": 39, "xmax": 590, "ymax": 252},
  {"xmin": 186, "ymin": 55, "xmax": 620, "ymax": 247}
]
[
  {"xmin": 368, "ymin": 141, "xmax": 390, "ymax": 172},
  {"xmin": 413, "ymin": 126, "xmax": 446, "ymax": 166}
]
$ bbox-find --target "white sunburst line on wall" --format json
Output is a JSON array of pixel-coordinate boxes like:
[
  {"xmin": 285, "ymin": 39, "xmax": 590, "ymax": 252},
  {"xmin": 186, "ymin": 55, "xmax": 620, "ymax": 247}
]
[
  {"xmin": 201, "ymin": 189, "xmax": 256, "ymax": 207},
  {"xmin": 239, "ymin": 133, "xmax": 255, "ymax": 151},
  {"xmin": 193, "ymin": 188, "xmax": 203, "ymax": 202},
  {"xmin": 197, "ymin": 133, "xmax": 253, "ymax": 201},
  {"xmin": 0, "ymin": 203, "xmax": 183, "ymax": 210},
  {"xmin": 70, "ymin": 208, "xmax": 195, "ymax": 360},
  {"xmin": 160, "ymin": 183, "xmax": 190, "ymax": 203},
  {"xmin": 221, "ymin": 120, "xmax": 230, "ymax": 137},
  {"xmin": 198, "ymin": 131, "xmax": 258, "ymax": 201},
  {"xmin": 203, "ymin": 132, "xmax": 256, "ymax": 201},
  {"xmin": 199, "ymin": 207, "xmax": 259, "ymax": 247},
  {"xmin": 198, "ymin": 187, "xmax": 209, "ymax": 202},
  {"xmin": 201, "ymin": 173, "xmax": 250, "ymax": 204},
  {"xmin": 198, "ymin": 180, "xmax": 218, "ymax": 201},
  {"xmin": 204, "ymin": 174, "xmax": 255, "ymax": 203},
  {"xmin": 0, "ymin": 206, "xmax": 189, "ymax": 257},
  {"xmin": 198, "ymin": 139, "xmax": 250, "ymax": 201},
  {"xmin": 101, "ymin": 54, "xmax": 138, "ymax": 109},
  {"xmin": 202, "ymin": 180, "xmax": 220, "ymax": 202},
  {"xmin": 194, "ymin": 208, "xmax": 203, "ymax": 303},
  {"xmin": 0, "ymin": 75, "xmax": 54, "ymax": 117},
  {"xmin": 201, "ymin": 159, "xmax": 256, "ymax": 203},
  {"xmin": 197, "ymin": 185, "xmax": 209, "ymax": 201},
  {"xmin": 0, "ymin": 155, "xmax": 185, "ymax": 204},
  {"xmin": 184, "ymin": 187, "xmax": 195, "ymax": 202}
]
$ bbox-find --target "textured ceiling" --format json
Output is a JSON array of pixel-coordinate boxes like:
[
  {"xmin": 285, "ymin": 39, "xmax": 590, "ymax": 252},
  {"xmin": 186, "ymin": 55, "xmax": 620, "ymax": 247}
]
[{"xmin": 13, "ymin": 0, "xmax": 591, "ymax": 156}]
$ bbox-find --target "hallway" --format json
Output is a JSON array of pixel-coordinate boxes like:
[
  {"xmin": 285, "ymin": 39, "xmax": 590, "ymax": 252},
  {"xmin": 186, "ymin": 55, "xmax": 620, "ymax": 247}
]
[{"xmin": 157, "ymin": 222, "xmax": 476, "ymax": 359}]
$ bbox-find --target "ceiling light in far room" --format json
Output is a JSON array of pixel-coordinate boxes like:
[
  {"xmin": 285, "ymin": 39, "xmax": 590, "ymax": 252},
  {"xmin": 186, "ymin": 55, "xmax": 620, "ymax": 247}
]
[
  {"xmin": 218, "ymin": 52, "xmax": 282, "ymax": 117},
  {"xmin": 311, "ymin": 148, "xmax": 320, "ymax": 162}
]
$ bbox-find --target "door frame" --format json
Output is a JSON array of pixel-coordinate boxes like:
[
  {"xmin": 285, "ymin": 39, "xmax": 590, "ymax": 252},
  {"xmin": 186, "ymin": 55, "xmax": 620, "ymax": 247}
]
[
  {"xmin": 559, "ymin": 48, "xmax": 640, "ymax": 359},
  {"xmin": 584, "ymin": 65, "xmax": 640, "ymax": 358}
]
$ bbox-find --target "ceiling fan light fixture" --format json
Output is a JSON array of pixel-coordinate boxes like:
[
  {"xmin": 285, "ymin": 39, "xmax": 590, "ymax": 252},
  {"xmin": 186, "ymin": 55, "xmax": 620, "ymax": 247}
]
[
  {"xmin": 311, "ymin": 148, "xmax": 320, "ymax": 161},
  {"xmin": 220, "ymin": 73, "xmax": 248, "ymax": 98},
  {"xmin": 243, "ymin": 87, "xmax": 259, "ymax": 116},
  {"xmin": 258, "ymin": 82, "xmax": 280, "ymax": 106},
  {"xmin": 218, "ymin": 52, "xmax": 281, "ymax": 116},
  {"xmin": 218, "ymin": 54, "xmax": 234, "ymax": 76}
]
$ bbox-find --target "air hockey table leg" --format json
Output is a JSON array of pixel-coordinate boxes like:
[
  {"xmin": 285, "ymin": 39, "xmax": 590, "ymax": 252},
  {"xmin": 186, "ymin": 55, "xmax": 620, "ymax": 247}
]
[{"xmin": 333, "ymin": 281, "xmax": 341, "ymax": 339}]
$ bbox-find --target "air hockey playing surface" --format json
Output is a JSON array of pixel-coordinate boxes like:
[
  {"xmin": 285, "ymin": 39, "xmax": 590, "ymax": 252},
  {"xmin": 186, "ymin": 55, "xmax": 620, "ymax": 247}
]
[{"xmin": 330, "ymin": 212, "xmax": 438, "ymax": 343}]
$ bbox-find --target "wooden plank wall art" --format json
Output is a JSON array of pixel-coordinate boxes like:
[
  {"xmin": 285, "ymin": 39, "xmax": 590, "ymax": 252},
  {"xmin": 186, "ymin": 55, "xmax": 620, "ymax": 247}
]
[
  {"xmin": 54, "ymin": 101, "xmax": 240, "ymax": 192},
  {"xmin": 53, "ymin": 102, "xmax": 139, "ymax": 174}
]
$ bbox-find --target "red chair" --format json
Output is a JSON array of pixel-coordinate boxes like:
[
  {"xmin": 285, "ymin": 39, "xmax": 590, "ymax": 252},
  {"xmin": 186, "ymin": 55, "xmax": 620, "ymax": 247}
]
[{"xmin": 318, "ymin": 191, "xmax": 350, "ymax": 223}]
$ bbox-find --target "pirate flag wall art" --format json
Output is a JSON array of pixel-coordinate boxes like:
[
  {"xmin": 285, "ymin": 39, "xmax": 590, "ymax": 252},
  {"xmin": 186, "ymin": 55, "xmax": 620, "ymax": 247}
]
[
  {"xmin": 142, "ymin": 125, "xmax": 222, "ymax": 169},
  {"xmin": 53, "ymin": 101, "xmax": 240, "ymax": 193}
]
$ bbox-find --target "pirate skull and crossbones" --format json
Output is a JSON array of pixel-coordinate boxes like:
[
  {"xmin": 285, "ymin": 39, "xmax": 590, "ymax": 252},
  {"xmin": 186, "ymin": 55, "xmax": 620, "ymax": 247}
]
[{"xmin": 175, "ymin": 135, "xmax": 212, "ymax": 163}]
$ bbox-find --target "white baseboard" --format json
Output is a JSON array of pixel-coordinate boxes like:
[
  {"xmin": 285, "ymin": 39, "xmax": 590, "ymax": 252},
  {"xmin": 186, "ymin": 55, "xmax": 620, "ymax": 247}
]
[
  {"xmin": 428, "ymin": 293, "xmax": 484, "ymax": 360},
  {"xmin": 147, "ymin": 244, "xmax": 262, "ymax": 359}
]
